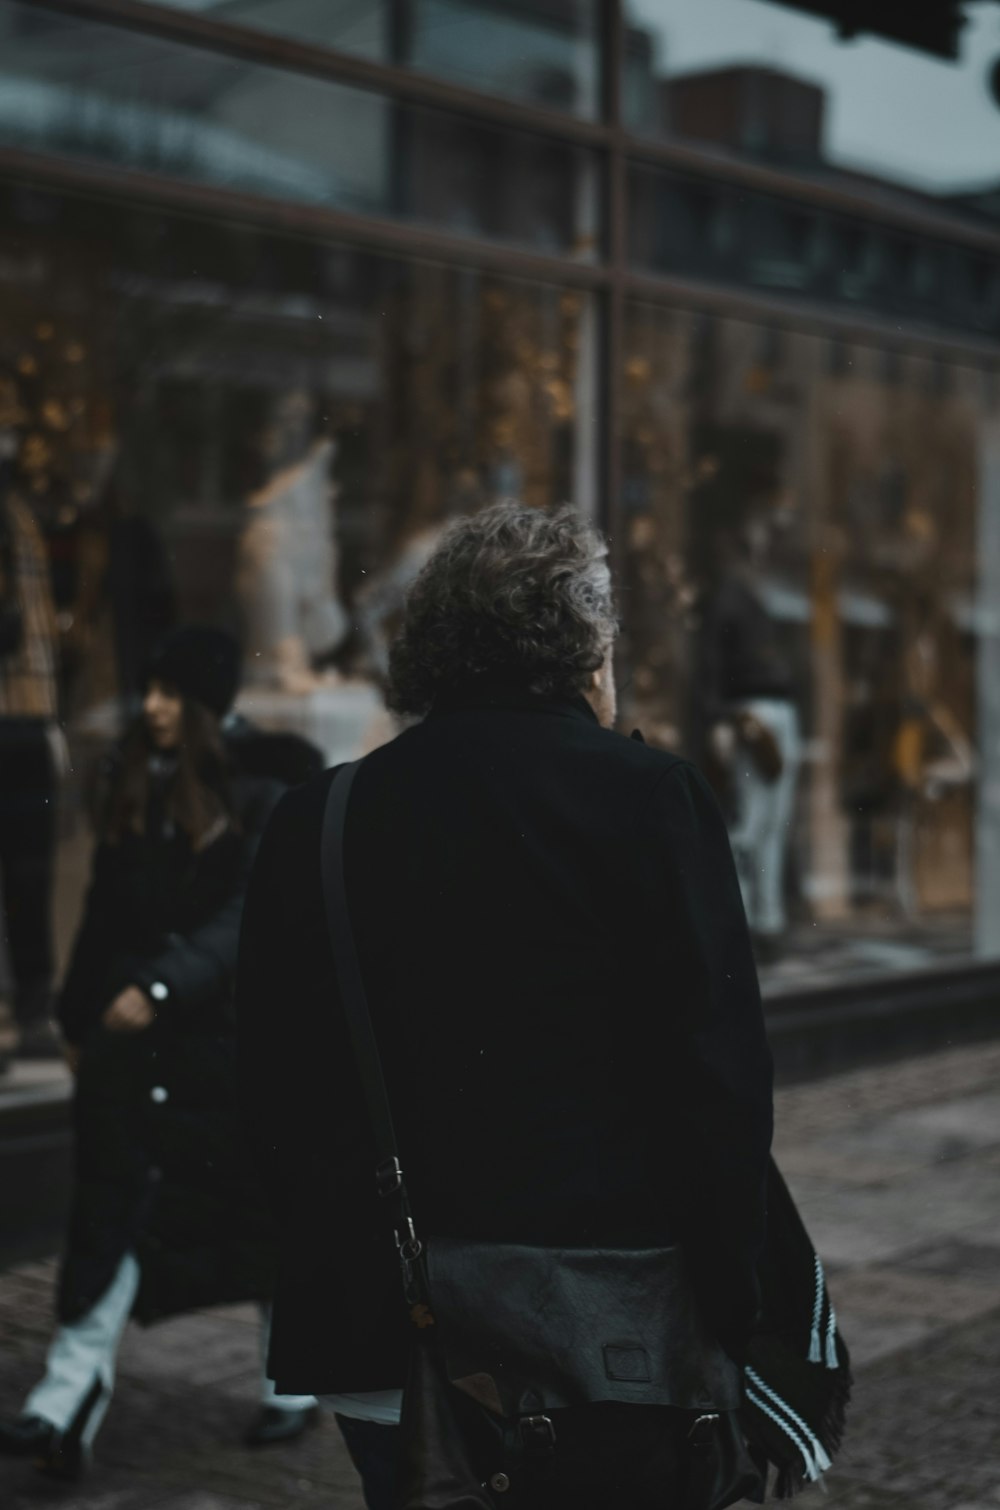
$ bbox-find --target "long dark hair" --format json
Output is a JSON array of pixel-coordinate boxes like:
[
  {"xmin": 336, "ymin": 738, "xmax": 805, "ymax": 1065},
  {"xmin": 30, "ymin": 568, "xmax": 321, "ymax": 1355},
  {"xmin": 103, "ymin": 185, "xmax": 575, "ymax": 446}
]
[{"xmin": 104, "ymin": 697, "xmax": 236, "ymax": 850}]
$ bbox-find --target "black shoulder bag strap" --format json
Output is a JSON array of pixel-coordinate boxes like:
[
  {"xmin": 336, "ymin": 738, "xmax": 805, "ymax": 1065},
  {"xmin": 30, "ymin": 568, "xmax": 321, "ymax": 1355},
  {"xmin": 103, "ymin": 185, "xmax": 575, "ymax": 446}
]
[
  {"xmin": 320, "ymin": 761, "xmax": 422, "ymax": 1276},
  {"xmin": 321, "ymin": 762, "xmax": 499, "ymax": 1510}
]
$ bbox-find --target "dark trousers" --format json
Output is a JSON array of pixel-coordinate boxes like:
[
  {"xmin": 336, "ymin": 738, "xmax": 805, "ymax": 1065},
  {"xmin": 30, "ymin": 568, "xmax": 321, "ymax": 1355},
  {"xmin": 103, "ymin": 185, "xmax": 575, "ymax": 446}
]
[
  {"xmin": 0, "ymin": 719, "xmax": 55, "ymax": 1020},
  {"xmin": 335, "ymin": 1415, "xmax": 399, "ymax": 1510}
]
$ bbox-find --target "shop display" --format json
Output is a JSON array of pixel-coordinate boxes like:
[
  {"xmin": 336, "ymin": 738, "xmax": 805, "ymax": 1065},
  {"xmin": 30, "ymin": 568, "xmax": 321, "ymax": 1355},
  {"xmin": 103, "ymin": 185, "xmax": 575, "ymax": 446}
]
[{"xmin": 621, "ymin": 306, "xmax": 984, "ymax": 974}]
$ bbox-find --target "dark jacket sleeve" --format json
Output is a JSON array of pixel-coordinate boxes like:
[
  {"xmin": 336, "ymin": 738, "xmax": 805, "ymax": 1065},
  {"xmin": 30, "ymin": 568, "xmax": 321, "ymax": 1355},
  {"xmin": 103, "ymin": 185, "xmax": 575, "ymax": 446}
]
[
  {"xmin": 635, "ymin": 759, "xmax": 773, "ymax": 1362},
  {"xmin": 130, "ymin": 779, "xmax": 283, "ymax": 1017},
  {"xmin": 129, "ymin": 893, "xmax": 245, "ymax": 1016},
  {"xmin": 57, "ymin": 844, "xmax": 118, "ymax": 1044}
]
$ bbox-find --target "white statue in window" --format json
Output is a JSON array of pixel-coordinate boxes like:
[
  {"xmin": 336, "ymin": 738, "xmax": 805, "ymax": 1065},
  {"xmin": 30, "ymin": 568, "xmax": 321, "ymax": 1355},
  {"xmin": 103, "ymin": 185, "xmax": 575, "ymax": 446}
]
[{"xmin": 236, "ymin": 394, "xmax": 347, "ymax": 695}]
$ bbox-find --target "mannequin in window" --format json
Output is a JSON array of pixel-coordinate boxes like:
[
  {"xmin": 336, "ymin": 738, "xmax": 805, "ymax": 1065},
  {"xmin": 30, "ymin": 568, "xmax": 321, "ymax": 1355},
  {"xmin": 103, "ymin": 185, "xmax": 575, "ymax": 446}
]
[
  {"xmin": 698, "ymin": 513, "xmax": 801, "ymax": 957},
  {"xmin": 236, "ymin": 392, "xmax": 348, "ymax": 696}
]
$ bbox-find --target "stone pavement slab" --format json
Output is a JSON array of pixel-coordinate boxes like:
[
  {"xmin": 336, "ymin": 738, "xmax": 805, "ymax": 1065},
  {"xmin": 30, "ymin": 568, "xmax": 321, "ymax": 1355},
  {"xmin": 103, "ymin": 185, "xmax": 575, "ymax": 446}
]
[
  {"xmin": 794, "ymin": 1307, "xmax": 1000, "ymax": 1510},
  {"xmin": 1, "ymin": 1039, "xmax": 999, "ymax": 1508}
]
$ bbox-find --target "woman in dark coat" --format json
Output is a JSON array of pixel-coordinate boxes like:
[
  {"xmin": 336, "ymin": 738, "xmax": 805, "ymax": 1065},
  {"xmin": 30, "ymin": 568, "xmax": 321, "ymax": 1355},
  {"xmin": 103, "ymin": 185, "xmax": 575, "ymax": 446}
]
[{"xmin": 0, "ymin": 628, "xmax": 317, "ymax": 1480}]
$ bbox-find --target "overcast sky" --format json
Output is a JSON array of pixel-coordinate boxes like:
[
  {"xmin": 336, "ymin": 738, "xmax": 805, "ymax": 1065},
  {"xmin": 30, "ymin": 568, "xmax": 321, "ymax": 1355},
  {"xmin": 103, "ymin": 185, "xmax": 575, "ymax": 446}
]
[{"xmin": 629, "ymin": 0, "xmax": 1000, "ymax": 193}]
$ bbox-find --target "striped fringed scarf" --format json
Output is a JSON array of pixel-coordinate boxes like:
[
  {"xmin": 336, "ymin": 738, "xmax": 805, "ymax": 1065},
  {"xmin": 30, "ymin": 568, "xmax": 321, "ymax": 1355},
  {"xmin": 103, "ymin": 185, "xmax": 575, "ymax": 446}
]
[{"xmin": 740, "ymin": 1159, "xmax": 852, "ymax": 1498}]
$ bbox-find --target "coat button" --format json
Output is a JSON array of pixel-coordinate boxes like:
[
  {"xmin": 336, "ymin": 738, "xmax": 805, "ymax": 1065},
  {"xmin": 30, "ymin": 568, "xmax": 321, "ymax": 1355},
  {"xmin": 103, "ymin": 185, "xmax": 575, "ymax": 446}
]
[
  {"xmin": 149, "ymin": 982, "xmax": 169, "ymax": 1003},
  {"xmin": 489, "ymin": 1472, "xmax": 511, "ymax": 1493},
  {"xmin": 150, "ymin": 1085, "xmax": 168, "ymax": 1104}
]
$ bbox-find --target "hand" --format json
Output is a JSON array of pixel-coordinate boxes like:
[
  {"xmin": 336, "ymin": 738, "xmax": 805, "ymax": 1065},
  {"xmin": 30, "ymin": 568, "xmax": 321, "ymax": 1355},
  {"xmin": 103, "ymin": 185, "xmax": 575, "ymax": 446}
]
[{"xmin": 102, "ymin": 986, "xmax": 156, "ymax": 1033}]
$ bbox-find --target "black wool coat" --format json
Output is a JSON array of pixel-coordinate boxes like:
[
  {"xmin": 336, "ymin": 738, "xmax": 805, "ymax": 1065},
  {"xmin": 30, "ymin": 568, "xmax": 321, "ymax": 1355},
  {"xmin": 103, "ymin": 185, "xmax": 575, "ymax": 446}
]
[
  {"xmin": 57, "ymin": 756, "xmax": 282, "ymax": 1326},
  {"xmin": 237, "ymin": 685, "xmax": 774, "ymax": 1395}
]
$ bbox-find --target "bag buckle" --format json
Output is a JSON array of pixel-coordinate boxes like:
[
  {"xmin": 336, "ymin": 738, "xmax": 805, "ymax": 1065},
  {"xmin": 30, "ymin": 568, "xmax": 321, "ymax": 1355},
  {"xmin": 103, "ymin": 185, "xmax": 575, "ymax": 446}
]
[
  {"xmin": 395, "ymin": 1215, "xmax": 422, "ymax": 1262},
  {"xmin": 519, "ymin": 1414, "xmax": 556, "ymax": 1454},
  {"xmin": 688, "ymin": 1413, "xmax": 719, "ymax": 1448},
  {"xmin": 376, "ymin": 1157, "xmax": 403, "ymax": 1197}
]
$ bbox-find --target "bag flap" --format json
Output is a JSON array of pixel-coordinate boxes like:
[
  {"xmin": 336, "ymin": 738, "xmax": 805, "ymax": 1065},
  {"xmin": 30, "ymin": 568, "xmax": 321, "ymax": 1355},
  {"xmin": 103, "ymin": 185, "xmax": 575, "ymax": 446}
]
[{"xmin": 427, "ymin": 1240, "xmax": 741, "ymax": 1418}]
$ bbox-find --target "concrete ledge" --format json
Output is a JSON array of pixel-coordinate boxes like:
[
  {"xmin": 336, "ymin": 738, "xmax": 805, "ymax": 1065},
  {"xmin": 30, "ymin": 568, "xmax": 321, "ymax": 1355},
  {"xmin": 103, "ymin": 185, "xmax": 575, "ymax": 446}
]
[{"xmin": 766, "ymin": 958, "xmax": 1000, "ymax": 1082}]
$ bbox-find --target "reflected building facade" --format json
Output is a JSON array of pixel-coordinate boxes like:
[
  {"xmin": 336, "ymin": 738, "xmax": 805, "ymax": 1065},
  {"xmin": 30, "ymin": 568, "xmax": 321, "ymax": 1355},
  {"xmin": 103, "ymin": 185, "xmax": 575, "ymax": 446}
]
[{"xmin": 0, "ymin": 0, "xmax": 999, "ymax": 994}]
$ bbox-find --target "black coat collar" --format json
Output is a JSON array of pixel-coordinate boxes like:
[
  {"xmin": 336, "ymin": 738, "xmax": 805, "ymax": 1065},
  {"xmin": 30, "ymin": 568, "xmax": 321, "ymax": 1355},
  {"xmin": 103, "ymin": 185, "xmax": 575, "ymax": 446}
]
[{"xmin": 428, "ymin": 680, "xmax": 598, "ymax": 726}]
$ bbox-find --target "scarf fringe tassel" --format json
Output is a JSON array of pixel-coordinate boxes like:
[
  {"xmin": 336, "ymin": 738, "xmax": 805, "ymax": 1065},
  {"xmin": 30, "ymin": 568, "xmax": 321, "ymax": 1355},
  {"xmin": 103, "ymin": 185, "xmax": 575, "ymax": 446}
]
[{"xmin": 768, "ymin": 1361, "xmax": 853, "ymax": 1500}]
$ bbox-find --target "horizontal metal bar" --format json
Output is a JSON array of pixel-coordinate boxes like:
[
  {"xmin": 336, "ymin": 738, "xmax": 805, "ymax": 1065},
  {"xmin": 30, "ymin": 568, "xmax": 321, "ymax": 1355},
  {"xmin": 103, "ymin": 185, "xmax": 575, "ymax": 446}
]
[
  {"xmin": 4, "ymin": 143, "xmax": 997, "ymax": 357},
  {"xmin": 625, "ymin": 265, "xmax": 1000, "ymax": 362},
  {"xmin": 21, "ymin": 2, "xmax": 1000, "ymax": 258},
  {"xmin": 24, "ymin": 0, "xmax": 611, "ymax": 149},
  {"xmin": 620, "ymin": 132, "xmax": 1000, "ymax": 257},
  {"xmin": 0, "ymin": 143, "xmax": 610, "ymax": 288},
  {"xmin": 5, "ymin": 140, "xmax": 998, "ymax": 359}
]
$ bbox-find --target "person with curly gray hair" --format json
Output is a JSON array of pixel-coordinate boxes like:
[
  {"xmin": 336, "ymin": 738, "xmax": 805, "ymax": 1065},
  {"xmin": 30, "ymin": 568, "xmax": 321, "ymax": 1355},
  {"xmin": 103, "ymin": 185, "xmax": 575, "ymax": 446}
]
[
  {"xmin": 386, "ymin": 502, "xmax": 618, "ymax": 721},
  {"xmin": 238, "ymin": 500, "xmax": 773, "ymax": 1509}
]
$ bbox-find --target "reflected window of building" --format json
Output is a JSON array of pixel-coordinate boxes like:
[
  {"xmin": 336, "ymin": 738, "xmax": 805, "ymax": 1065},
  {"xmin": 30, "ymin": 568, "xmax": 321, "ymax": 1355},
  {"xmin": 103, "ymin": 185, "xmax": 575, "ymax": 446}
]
[
  {"xmin": 623, "ymin": 1, "xmax": 1000, "ymax": 207},
  {"xmin": 628, "ymin": 160, "xmax": 1000, "ymax": 339},
  {"xmin": 143, "ymin": 0, "xmax": 602, "ymax": 117},
  {"xmin": 0, "ymin": 1, "xmax": 600, "ymax": 259}
]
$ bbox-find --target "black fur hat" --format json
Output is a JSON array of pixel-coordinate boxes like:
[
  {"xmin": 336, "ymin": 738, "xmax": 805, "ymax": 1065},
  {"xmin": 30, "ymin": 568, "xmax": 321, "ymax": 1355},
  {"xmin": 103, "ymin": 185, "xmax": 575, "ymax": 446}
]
[{"xmin": 145, "ymin": 626, "xmax": 242, "ymax": 718}]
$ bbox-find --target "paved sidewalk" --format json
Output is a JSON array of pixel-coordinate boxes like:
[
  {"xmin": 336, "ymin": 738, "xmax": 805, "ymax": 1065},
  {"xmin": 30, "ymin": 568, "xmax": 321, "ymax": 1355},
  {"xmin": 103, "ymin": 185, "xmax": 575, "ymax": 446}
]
[
  {"xmin": 1, "ymin": 1039, "xmax": 999, "ymax": 1509},
  {"xmin": 776, "ymin": 1041, "xmax": 1000, "ymax": 1510}
]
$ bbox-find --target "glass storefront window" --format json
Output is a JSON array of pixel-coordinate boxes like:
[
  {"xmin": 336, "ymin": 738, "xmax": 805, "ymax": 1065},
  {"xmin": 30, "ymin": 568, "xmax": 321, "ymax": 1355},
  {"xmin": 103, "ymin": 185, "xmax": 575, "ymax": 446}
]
[
  {"xmin": 0, "ymin": 179, "xmax": 595, "ymax": 712},
  {"xmin": 620, "ymin": 301, "xmax": 994, "ymax": 981},
  {"xmin": 0, "ymin": 1, "xmax": 600, "ymax": 259},
  {"xmin": 141, "ymin": 0, "xmax": 602, "ymax": 117},
  {"xmin": 1, "ymin": 0, "xmax": 997, "ymax": 1015},
  {"xmin": 0, "ymin": 179, "xmax": 595, "ymax": 978},
  {"xmin": 623, "ymin": 1, "xmax": 1000, "ymax": 227}
]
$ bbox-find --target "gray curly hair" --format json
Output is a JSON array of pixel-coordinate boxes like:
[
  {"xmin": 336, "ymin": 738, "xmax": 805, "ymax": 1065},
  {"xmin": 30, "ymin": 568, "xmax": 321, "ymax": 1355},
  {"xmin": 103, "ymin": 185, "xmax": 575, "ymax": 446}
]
[{"xmin": 387, "ymin": 502, "xmax": 617, "ymax": 716}]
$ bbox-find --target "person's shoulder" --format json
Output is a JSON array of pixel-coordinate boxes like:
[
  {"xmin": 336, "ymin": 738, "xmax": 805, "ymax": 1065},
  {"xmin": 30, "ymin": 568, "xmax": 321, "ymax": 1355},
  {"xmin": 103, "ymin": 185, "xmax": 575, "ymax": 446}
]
[
  {"xmin": 589, "ymin": 729, "xmax": 725, "ymax": 821},
  {"xmin": 232, "ymin": 769, "xmax": 287, "ymax": 831},
  {"xmin": 587, "ymin": 721, "xmax": 688, "ymax": 778},
  {"xmin": 560, "ymin": 720, "xmax": 708, "ymax": 820},
  {"xmin": 264, "ymin": 763, "xmax": 336, "ymax": 830},
  {"xmin": 225, "ymin": 716, "xmax": 325, "ymax": 787},
  {"xmin": 244, "ymin": 767, "xmax": 333, "ymax": 890}
]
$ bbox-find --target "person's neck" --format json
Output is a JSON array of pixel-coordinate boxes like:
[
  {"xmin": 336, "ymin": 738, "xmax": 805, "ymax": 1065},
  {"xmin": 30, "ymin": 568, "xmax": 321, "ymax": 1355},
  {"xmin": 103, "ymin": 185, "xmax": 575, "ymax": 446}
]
[{"xmin": 430, "ymin": 679, "xmax": 598, "ymax": 724}]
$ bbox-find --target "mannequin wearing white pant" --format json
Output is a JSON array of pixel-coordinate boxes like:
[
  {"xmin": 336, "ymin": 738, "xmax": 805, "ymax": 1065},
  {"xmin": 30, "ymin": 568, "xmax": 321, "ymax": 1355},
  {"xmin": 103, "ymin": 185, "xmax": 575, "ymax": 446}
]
[
  {"xmin": 727, "ymin": 698, "xmax": 802, "ymax": 940},
  {"xmin": 22, "ymin": 1252, "xmax": 316, "ymax": 1458}
]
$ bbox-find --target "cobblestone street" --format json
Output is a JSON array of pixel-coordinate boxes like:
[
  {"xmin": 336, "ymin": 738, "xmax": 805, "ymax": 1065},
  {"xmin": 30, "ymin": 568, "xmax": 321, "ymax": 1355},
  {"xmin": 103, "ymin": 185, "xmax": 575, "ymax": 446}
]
[{"xmin": 2, "ymin": 1038, "xmax": 998, "ymax": 1510}]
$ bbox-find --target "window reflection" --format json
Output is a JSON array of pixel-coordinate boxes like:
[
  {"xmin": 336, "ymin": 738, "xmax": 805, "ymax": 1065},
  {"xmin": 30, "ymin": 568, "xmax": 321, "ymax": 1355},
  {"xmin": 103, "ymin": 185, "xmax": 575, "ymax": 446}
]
[
  {"xmin": 0, "ymin": 1, "xmax": 599, "ymax": 258},
  {"xmin": 0, "ymin": 183, "xmax": 594, "ymax": 724},
  {"xmin": 0, "ymin": 181, "xmax": 595, "ymax": 1004},
  {"xmin": 624, "ymin": 0, "xmax": 1000, "ymax": 207},
  {"xmin": 149, "ymin": 0, "xmax": 602, "ymax": 117},
  {"xmin": 621, "ymin": 303, "xmax": 988, "ymax": 978},
  {"xmin": 629, "ymin": 163, "xmax": 1000, "ymax": 339}
]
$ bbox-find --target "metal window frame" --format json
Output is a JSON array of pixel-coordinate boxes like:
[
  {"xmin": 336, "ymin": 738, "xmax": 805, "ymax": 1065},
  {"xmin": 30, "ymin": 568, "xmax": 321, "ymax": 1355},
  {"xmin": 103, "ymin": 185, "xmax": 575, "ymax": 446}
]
[
  {"xmin": 24, "ymin": 0, "xmax": 1000, "ymax": 253},
  {"xmin": 20, "ymin": 0, "xmax": 613, "ymax": 147},
  {"xmin": 6, "ymin": 0, "xmax": 1000, "ymax": 543}
]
